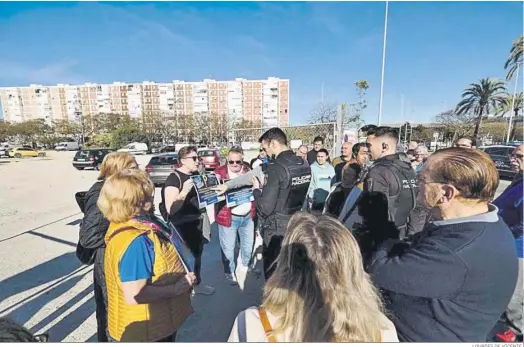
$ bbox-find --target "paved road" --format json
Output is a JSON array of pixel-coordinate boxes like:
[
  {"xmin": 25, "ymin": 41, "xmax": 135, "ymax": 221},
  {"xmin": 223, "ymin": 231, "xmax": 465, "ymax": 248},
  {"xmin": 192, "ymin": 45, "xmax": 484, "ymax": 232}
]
[{"xmin": 0, "ymin": 151, "xmax": 512, "ymax": 342}]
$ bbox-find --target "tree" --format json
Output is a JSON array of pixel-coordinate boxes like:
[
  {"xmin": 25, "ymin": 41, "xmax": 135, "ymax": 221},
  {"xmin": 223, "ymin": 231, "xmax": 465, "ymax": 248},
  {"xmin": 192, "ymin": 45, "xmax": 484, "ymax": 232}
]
[
  {"xmin": 497, "ymin": 92, "xmax": 523, "ymax": 141},
  {"xmin": 455, "ymin": 78, "xmax": 506, "ymax": 138},
  {"xmin": 0, "ymin": 121, "xmax": 12, "ymax": 142},
  {"xmin": 505, "ymin": 35, "xmax": 523, "ymax": 81},
  {"xmin": 350, "ymin": 80, "xmax": 369, "ymax": 129},
  {"xmin": 309, "ymin": 102, "xmax": 339, "ymax": 124},
  {"xmin": 53, "ymin": 119, "xmax": 80, "ymax": 140},
  {"xmin": 110, "ymin": 117, "xmax": 143, "ymax": 149},
  {"xmin": 435, "ymin": 109, "xmax": 478, "ymax": 143}
]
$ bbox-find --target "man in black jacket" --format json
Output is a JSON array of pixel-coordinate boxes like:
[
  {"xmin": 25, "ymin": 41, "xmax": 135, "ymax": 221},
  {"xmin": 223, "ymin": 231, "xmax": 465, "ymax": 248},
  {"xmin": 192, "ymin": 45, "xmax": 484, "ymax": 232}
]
[
  {"xmin": 252, "ymin": 128, "xmax": 311, "ymax": 279},
  {"xmin": 364, "ymin": 126, "xmax": 427, "ymax": 238},
  {"xmin": 306, "ymin": 136, "xmax": 324, "ymax": 165},
  {"xmin": 368, "ymin": 148, "xmax": 518, "ymax": 342}
]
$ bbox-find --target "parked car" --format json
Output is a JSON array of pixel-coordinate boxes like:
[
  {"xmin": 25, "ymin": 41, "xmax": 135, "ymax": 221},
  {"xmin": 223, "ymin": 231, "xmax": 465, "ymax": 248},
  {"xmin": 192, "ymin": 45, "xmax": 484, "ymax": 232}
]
[
  {"xmin": 479, "ymin": 144, "xmax": 517, "ymax": 180},
  {"xmin": 55, "ymin": 141, "xmax": 80, "ymax": 151},
  {"xmin": 8, "ymin": 147, "xmax": 46, "ymax": 158},
  {"xmin": 145, "ymin": 154, "xmax": 180, "ymax": 186},
  {"xmin": 158, "ymin": 145, "xmax": 177, "ymax": 153},
  {"xmin": 72, "ymin": 149, "xmax": 111, "ymax": 170},
  {"xmin": 118, "ymin": 142, "xmax": 148, "ymax": 155},
  {"xmin": 198, "ymin": 149, "xmax": 226, "ymax": 171}
]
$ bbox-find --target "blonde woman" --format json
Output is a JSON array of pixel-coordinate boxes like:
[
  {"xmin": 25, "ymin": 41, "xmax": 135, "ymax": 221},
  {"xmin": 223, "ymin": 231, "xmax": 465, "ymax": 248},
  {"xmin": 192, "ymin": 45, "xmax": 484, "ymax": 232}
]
[
  {"xmin": 76, "ymin": 152, "xmax": 138, "ymax": 342},
  {"xmin": 228, "ymin": 213, "xmax": 398, "ymax": 342},
  {"xmin": 98, "ymin": 169, "xmax": 194, "ymax": 342}
]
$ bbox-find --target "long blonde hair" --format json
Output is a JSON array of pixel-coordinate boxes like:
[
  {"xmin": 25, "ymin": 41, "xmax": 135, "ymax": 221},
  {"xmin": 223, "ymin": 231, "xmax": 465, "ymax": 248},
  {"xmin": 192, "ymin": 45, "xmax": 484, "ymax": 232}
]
[{"xmin": 262, "ymin": 213, "xmax": 387, "ymax": 342}]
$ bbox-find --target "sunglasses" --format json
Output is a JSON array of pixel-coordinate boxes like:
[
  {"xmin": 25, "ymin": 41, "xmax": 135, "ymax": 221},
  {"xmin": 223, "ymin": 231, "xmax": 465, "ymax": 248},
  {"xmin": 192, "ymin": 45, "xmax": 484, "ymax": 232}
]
[
  {"xmin": 184, "ymin": 156, "xmax": 198, "ymax": 162},
  {"xmin": 228, "ymin": 160, "xmax": 242, "ymax": 165}
]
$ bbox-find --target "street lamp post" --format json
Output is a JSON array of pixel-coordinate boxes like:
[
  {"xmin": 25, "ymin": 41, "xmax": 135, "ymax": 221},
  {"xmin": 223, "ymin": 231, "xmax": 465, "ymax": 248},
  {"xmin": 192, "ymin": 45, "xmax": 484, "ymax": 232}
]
[
  {"xmin": 506, "ymin": 62, "xmax": 520, "ymax": 143},
  {"xmin": 377, "ymin": 0, "xmax": 389, "ymax": 126}
]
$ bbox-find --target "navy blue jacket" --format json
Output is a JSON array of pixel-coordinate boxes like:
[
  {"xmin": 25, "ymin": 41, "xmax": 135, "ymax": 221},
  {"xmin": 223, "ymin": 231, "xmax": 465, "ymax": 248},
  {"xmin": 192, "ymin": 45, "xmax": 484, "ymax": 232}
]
[{"xmin": 369, "ymin": 207, "xmax": 518, "ymax": 342}]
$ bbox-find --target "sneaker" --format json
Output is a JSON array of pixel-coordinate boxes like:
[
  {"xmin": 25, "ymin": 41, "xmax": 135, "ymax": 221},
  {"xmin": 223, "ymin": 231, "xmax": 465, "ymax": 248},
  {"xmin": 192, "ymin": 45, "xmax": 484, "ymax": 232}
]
[
  {"xmin": 193, "ymin": 284, "xmax": 215, "ymax": 296},
  {"xmin": 225, "ymin": 273, "xmax": 237, "ymax": 285}
]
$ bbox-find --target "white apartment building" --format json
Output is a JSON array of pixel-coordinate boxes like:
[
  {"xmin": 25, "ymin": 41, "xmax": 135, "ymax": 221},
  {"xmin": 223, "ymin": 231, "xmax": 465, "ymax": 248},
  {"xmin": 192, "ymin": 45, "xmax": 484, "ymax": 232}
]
[{"xmin": 0, "ymin": 77, "xmax": 290, "ymax": 126}]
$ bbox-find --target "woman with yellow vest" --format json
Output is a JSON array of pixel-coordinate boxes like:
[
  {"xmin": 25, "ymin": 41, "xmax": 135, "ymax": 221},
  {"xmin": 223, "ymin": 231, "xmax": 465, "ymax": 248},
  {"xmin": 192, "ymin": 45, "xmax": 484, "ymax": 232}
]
[
  {"xmin": 228, "ymin": 213, "xmax": 398, "ymax": 342},
  {"xmin": 97, "ymin": 169, "xmax": 194, "ymax": 342}
]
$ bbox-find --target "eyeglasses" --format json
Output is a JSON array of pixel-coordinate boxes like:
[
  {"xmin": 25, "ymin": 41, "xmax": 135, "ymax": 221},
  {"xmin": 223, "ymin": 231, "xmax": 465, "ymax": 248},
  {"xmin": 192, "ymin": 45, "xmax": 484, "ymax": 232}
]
[
  {"xmin": 228, "ymin": 160, "xmax": 242, "ymax": 165},
  {"xmin": 184, "ymin": 156, "xmax": 198, "ymax": 162},
  {"xmin": 510, "ymin": 153, "xmax": 524, "ymax": 160},
  {"xmin": 259, "ymin": 149, "xmax": 264, "ymax": 152}
]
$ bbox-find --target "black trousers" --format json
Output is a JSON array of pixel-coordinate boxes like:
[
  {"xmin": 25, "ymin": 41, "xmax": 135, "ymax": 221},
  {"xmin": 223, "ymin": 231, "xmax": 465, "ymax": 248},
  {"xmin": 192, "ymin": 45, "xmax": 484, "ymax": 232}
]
[
  {"xmin": 262, "ymin": 236, "xmax": 284, "ymax": 280},
  {"xmin": 93, "ymin": 263, "xmax": 109, "ymax": 342},
  {"xmin": 178, "ymin": 221, "xmax": 205, "ymax": 285}
]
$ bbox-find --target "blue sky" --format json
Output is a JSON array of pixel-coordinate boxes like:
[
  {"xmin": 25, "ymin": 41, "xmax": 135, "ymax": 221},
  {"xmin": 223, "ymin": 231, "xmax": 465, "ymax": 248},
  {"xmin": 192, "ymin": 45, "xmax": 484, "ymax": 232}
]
[{"xmin": 0, "ymin": 1, "xmax": 522, "ymax": 125}]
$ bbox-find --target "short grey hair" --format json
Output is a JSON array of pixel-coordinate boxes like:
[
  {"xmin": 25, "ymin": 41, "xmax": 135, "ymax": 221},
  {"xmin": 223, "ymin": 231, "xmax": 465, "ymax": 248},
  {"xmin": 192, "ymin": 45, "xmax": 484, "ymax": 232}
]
[{"xmin": 229, "ymin": 145, "xmax": 243, "ymax": 155}]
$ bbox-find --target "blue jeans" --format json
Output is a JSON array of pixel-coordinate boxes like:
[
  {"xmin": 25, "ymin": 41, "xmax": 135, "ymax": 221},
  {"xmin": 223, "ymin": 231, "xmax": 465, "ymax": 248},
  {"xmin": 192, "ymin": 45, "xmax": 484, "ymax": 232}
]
[{"xmin": 218, "ymin": 214, "xmax": 254, "ymax": 275}]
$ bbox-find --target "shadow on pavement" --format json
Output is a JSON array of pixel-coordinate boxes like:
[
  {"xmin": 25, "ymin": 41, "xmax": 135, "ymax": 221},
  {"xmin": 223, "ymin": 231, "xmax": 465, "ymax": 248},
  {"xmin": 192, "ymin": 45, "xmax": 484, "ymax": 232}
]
[
  {"xmin": 0, "ymin": 251, "xmax": 94, "ymax": 341},
  {"xmin": 0, "ymin": 213, "xmax": 82, "ymax": 243},
  {"xmin": 176, "ymin": 221, "xmax": 264, "ymax": 342}
]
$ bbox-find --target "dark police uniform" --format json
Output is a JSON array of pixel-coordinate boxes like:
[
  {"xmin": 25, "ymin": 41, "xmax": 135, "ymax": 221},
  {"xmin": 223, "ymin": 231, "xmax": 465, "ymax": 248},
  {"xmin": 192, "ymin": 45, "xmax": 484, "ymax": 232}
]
[
  {"xmin": 253, "ymin": 150, "xmax": 311, "ymax": 279},
  {"xmin": 363, "ymin": 153, "xmax": 426, "ymax": 239}
]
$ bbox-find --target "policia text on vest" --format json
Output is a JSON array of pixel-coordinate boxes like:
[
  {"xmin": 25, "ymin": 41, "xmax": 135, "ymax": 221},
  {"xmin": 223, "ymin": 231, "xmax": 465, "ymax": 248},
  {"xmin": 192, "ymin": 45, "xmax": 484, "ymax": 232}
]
[
  {"xmin": 363, "ymin": 154, "xmax": 426, "ymax": 239},
  {"xmin": 253, "ymin": 150, "xmax": 311, "ymax": 280}
]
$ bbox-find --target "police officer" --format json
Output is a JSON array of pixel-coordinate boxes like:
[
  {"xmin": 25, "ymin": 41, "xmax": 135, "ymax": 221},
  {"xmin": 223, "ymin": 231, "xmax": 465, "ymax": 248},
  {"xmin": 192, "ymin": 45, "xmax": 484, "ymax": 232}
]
[
  {"xmin": 251, "ymin": 127, "xmax": 311, "ymax": 279},
  {"xmin": 363, "ymin": 126, "xmax": 427, "ymax": 239}
]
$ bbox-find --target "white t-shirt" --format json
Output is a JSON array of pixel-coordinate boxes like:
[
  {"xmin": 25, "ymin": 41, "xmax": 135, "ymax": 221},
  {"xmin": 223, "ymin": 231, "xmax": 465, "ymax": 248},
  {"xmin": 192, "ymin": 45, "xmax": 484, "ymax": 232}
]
[
  {"xmin": 229, "ymin": 169, "xmax": 252, "ymax": 216},
  {"xmin": 227, "ymin": 306, "xmax": 399, "ymax": 342}
]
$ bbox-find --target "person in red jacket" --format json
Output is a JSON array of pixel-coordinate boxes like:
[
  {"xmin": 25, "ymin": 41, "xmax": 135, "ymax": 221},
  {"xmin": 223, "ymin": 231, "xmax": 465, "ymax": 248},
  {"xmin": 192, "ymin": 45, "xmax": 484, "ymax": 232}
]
[{"xmin": 215, "ymin": 146, "xmax": 261, "ymax": 284}]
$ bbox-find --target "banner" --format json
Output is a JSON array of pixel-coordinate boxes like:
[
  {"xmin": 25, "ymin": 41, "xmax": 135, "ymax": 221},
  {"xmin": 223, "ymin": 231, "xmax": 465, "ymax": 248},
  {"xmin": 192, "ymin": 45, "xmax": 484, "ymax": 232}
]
[
  {"xmin": 191, "ymin": 172, "xmax": 224, "ymax": 208},
  {"xmin": 224, "ymin": 182, "xmax": 254, "ymax": 208}
]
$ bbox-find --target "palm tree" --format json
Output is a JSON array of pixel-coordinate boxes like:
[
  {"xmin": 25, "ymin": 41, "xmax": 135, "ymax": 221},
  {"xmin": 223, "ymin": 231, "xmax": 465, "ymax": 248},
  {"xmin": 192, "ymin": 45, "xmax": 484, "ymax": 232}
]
[
  {"xmin": 455, "ymin": 78, "xmax": 506, "ymax": 138},
  {"xmin": 505, "ymin": 35, "xmax": 523, "ymax": 81},
  {"xmin": 497, "ymin": 92, "xmax": 523, "ymax": 141}
]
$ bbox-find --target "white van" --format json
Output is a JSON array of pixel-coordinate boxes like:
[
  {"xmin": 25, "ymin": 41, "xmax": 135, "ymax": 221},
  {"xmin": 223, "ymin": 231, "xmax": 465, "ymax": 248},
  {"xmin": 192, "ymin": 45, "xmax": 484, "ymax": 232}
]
[
  {"xmin": 118, "ymin": 142, "xmax": 148, "ymax": 155},
  {"xmin": 55, "ymin": 142, "xmax": 80, "ymax": 151}
]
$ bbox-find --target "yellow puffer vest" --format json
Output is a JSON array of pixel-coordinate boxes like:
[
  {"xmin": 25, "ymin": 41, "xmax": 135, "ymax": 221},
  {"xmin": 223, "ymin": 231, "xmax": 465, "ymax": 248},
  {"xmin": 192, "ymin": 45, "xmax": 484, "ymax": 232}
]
[{"xmin": 104, "ymin": 219, "xmax": 193, "ymax": 342}]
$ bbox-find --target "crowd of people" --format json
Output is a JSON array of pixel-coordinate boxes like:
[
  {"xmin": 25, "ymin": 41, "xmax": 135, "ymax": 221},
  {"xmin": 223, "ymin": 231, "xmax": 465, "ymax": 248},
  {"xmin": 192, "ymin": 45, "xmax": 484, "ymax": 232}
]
[{"xmin": 2, "ymin": 126, "xmax": 522, "ymax": 343}]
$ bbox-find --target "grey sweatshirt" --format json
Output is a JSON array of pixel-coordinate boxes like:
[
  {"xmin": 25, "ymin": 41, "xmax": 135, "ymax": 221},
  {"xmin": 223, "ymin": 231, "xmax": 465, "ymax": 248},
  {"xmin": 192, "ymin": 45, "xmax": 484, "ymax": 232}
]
[{"xmin": 225, "ymin": 165, "xmax": 265, "ymax": 190}]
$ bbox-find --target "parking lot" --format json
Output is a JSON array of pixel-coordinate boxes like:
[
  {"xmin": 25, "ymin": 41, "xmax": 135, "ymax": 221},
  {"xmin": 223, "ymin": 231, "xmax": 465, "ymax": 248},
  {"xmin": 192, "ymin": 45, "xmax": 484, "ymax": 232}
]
[
  {"xmin": 0, "ymin": 151, "xmax": 511, "ymax": 342},
  {"xmin": 0, "ymin": 151, "xmax": 264, "ymax": 342}
]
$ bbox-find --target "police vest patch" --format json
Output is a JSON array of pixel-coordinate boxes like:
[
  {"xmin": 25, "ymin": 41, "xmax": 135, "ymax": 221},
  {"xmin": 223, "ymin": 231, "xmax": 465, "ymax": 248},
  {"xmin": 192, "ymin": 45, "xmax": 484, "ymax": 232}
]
[{"xmin": 292, "ymin": 174, "xmax": 311, "ymax": 186}]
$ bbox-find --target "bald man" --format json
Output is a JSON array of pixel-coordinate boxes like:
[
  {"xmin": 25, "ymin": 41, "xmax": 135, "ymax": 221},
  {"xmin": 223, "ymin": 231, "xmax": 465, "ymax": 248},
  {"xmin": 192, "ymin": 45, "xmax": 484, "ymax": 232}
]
[
  {"xmin": 408, "ymin": 141, "xmax": 418, "ymax": 151},
  {"xmin": 332, "ymin": 142, "xmax": 353, "ymax": 182}
]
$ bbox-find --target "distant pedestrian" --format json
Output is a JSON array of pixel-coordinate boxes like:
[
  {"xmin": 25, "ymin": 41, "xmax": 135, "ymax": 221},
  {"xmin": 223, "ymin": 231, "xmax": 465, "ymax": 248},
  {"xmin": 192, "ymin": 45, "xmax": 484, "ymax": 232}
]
[
  {"xmin": 455, "ymin": 136, "xmax": 477, "ymax": 149},
  {"xmin": 307, "ymin": 136, "xmax": 324, "ymax": 165},
  {"xmin": 307, "ymin": 148, "xmax": 335, "ymax": 213}
]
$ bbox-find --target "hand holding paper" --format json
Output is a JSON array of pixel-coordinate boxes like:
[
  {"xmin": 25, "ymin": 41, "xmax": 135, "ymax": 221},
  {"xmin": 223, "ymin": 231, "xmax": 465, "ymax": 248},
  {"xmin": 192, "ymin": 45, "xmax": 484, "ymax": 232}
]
[{"xmin": 211, "ymin": 184, "xmax": 228, "ymax": 195}]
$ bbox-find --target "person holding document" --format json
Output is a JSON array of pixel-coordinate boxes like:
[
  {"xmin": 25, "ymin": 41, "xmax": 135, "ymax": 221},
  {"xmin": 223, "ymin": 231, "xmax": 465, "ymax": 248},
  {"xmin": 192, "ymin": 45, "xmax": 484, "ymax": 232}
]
[
  {"xmin": 215, "ymin": 146, "xmax": 261, "ymax": 285},
  {"xmin": 160, "ymin": 146, "xmax": 215, "ymax": 296},
  {"xmin": 98, "ymin": 169, "xmax": 194, "ymax": 342}
]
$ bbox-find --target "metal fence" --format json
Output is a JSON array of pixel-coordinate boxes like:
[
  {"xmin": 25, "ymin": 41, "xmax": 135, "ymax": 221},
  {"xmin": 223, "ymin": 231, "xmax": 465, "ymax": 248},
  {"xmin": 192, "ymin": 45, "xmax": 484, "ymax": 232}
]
[{"xmin": 231, "ymin": 123, "xmax": 338, "ymax": 155}]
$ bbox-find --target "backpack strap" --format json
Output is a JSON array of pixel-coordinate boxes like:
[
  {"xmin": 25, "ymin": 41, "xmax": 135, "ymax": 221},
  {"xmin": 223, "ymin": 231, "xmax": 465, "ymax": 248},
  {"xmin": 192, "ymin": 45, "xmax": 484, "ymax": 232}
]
[{"xmin": 258, "ymin": 306, "xmax": 277, "ymax": 342}]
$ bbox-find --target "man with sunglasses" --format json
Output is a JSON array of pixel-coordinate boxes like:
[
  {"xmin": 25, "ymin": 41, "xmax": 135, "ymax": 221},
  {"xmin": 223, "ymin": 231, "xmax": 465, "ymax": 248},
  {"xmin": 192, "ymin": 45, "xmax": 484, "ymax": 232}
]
[
  {"xmin": 160, "ymin": 146, "xmax": 215, "ymax": 296},
  {"xmin": 215, "ymin": 146, "xmax": 261, "ymax": 284}
]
